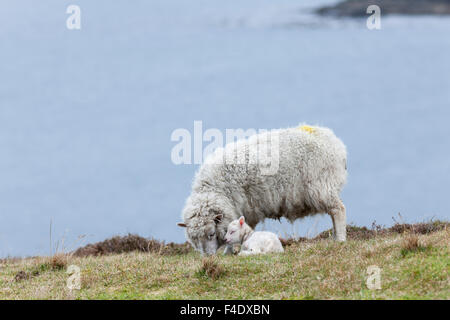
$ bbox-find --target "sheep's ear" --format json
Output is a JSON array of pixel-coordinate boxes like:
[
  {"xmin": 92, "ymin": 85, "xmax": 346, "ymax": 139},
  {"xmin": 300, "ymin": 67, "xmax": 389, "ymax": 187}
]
[
  {"xmin": 177, "ymin": 223, "xmax": 187, "ymax": 228},
  {"xmin": 213, "ymin": 213, "xmax": 223, "ymax": 224},
  {"xmin": 210, "ymin": 209, "xmax": 223, "ymax": 224},
  {"xmin": 239, "ymin": 216, "xmax": 245, "ymax": 226}
]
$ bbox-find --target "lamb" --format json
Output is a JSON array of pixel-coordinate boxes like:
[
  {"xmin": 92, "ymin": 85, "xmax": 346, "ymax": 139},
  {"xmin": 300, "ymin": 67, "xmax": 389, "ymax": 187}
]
[
  {"xmin": 178, "ymin": 125, "xmax": 347, "ymax": 256},
  {"xmin": 225, "ymin": 216, "xmax": 284, "ymax": 255}
]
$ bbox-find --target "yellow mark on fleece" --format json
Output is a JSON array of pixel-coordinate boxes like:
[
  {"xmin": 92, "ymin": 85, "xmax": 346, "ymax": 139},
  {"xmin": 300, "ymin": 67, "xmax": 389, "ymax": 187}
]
[{"xmin": 298, "ymin": 125, "xmax": 316, "ymax": 134}]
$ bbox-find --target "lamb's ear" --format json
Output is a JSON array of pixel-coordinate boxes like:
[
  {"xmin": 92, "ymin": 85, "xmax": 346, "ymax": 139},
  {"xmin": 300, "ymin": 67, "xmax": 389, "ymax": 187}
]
[
  {"xmin": 239, "ymin": 216, "xmax": 245, "ymax": 226},
  {"xmin": 177, "ymin": 223, "xmax": 187, "ymax": 228}
]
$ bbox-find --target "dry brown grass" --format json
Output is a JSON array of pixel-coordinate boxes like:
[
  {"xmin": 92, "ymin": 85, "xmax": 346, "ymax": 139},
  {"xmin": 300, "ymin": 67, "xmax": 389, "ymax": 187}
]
[
  {"xmin": 400, "ymin": 233, "xmax": 432, "ymax": 257},
  {"xmin": 13, "ymin": 253, "xmax": 69, "ymax": 283},
  {"xmin": 402, "ymin": 234, "xmax": 420, "ymax": 251},
  {"xmin": 197, "ymin": 257, "xmax": 226, "ymax": 280},
  {"xmin": 49, "ymin": 253, "xmax": 69, "ymax": 270},
  {"xmin": 283, "ymin": 220, "xmax": 449, "ymax": 246},
  {"xmin": 72, "ymin": 234, "xmax": 192, "ymax": 257},
  {"xmin": 14, "ymin": 271, "xmax": 29, "ymax": 282}
]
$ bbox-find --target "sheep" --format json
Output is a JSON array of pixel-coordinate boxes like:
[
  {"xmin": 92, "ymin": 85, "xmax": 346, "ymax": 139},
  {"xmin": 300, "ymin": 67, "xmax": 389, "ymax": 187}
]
[
  {"xmin": 224, "ymin": 216, "xmax": 284, "ymax": 255},
  {"xmin": 178, "ymin": 125, "xmax": 347, "ymax": 255}
]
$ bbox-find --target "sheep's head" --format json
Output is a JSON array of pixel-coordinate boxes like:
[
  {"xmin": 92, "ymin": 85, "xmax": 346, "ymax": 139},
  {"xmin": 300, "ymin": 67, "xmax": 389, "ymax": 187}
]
[
  {"xmin": 178, "ymin": 213, "xmax": 223, "ymax": 256},
  {"xmin": 224, "ymin": 216, "xmax": 246, "ymax": 245},
  {"xmin": 178, "ymin": 193, "xmax": 230, "ymax": 255}
]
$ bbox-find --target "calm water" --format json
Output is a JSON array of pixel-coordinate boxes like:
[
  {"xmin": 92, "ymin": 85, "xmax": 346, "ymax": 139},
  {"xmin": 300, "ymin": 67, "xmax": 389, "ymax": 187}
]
[{"xmin": 0, "ymin": 0, "xmax": 449, "ymax": 257}]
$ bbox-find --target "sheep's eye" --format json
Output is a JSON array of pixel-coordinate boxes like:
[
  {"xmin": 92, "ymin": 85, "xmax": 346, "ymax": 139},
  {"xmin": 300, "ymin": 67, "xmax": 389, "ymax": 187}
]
[
  {"xmin": 230, "ymin": 231, "xmax": 234, "ymax": 235},
  {"xmin": 208, "ymin": 233, "xmax": 215, "ymax": 239}
]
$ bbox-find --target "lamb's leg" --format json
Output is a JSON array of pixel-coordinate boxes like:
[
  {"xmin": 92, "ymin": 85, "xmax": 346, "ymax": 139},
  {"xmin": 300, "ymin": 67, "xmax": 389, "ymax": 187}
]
[
  {"xmin": 328, "ymin": 199, "xmax": 346, "ymax": 242},
  {"xmin": 239, "ymin": 245, "xmax": 260, "ymax": 256},
  {"xmin": 238, "ymin": 250, "xmax": 253, "ymax": 256}
]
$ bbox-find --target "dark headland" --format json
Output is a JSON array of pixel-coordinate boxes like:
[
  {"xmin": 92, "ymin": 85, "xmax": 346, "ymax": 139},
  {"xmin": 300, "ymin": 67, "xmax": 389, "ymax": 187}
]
[{"xmin": 316, "ymin": 0, "xmax": 450, "ymax": 17}]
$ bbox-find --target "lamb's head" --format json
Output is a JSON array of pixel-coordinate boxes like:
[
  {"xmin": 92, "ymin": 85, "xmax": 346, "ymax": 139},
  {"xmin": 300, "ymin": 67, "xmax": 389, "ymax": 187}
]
[
  {"xmin": 224, "ymin": 216, "xmax": 247, "ymax": 245},
  {"xmin": 177, "ymin": 193, "xmax": 230, "ymax": 255}
]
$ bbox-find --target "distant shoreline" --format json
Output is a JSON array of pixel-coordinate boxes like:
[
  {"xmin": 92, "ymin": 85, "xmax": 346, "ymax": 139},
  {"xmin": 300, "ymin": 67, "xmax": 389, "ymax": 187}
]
[{"xmin": 316, "ymin": 0, "xmax": 450, "ymax": 17}]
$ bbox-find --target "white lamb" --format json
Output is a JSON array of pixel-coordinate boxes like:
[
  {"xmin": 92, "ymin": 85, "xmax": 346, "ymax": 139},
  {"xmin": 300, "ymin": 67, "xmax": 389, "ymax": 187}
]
[
  {"xmin": 225, "ymin": 216, "xmax": 284, "ymax": 255},
  {"xmin": 178, "ymin": 125, "xmax": 347, "ymax": 256}
]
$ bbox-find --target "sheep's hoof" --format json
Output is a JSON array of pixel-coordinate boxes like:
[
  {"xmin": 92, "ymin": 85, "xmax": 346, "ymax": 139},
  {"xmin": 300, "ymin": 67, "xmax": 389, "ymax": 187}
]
[{"xmin": 232, "ymin": 244, "xmax": 241, "ymax": 255}]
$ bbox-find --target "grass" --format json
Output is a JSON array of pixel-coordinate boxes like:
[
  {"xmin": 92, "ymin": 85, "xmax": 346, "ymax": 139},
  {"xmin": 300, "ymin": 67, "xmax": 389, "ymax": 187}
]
[
  {"xmin": 0, "ymin": 224, "xmax": 448, "ymax": 300},
  {"xmin": 195, "ymin": 257, "xmax": 227, "ymax": 280}
]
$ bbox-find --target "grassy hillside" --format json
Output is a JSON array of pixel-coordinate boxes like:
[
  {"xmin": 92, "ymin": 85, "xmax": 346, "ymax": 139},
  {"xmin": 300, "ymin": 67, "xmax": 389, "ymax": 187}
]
[{"xmin": 0, "ymin": 223, "xmax": 448, "ymax": 300}]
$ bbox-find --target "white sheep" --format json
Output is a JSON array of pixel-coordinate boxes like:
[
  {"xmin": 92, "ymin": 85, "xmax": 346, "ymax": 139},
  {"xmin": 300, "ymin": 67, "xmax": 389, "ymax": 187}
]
[
  {"xmin": 225, "ymin": 216, "xmax": 284, "ymax": 255},
  {"xmin": 178, "ymin": 125, "xmax": 347, "ymax": 255}
]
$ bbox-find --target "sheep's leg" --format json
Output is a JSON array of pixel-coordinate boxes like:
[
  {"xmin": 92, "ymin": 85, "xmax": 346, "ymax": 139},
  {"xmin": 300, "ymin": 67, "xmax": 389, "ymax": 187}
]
[
  {"xmin": 328, "ymin": 200, "xmax": 346, "ymax": 242},
  {"xmin": 222, "ymin": 245, "xmax": 233, "ymax": 255}
]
